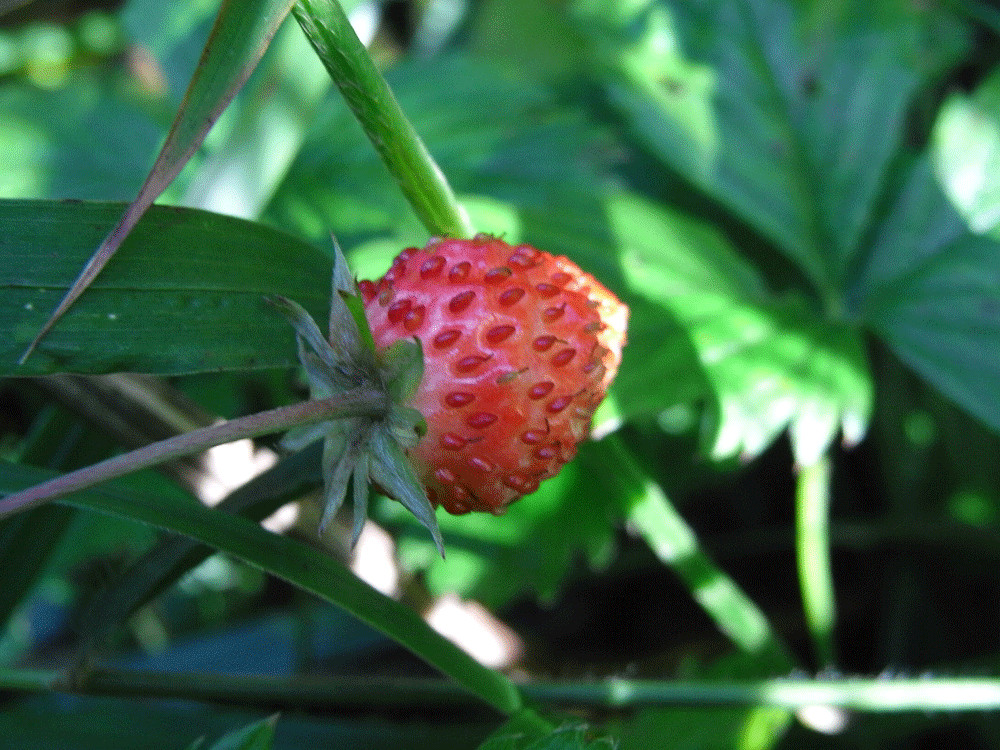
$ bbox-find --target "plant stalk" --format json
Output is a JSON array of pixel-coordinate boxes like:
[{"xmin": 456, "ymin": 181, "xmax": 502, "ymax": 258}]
[
  {"xmin": 0, "ymin": 389, "xmax": 387, "ymax": 519},
  {"xmin": 5, "ymin": 666, "xmax": 1000, "ymax": 713},
  {"xmin": 796, "ymin": 454, "xmax": 836, "ymax": 668},
  {"xmin": 611, "ymin": 437, "xmax": 796, "ymax": 672}
]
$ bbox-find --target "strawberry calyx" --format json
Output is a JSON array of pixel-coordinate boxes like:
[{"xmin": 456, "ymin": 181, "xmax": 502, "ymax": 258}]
[{"xmin": 272, "ymin": 240, "xmax": 444, "ymax": 556}]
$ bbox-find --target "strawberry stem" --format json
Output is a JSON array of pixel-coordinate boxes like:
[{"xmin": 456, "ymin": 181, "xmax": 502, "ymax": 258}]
[{"xmin": 0, "ymin": 388, "xmax": 388, "ymax": 519}]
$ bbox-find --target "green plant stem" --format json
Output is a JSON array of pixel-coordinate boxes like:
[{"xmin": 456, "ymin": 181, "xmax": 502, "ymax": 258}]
[
  {"xmin": 292, "ymin": 0, "xmax": 474, "ymax": 238},
  {"xmin": 5, "ymin": 667, "xmax": 1000, "ymax": 713},
  {"xmin": 611, "ymin": 438, "xmax": 795, "ymax": 671},
  {"xmin": 796, "ymin": 454, "xmax": 836, "ymax": 668},
  {"xmin": 0, "ymin": 389, "xmax": 387, "ymax": 519}
]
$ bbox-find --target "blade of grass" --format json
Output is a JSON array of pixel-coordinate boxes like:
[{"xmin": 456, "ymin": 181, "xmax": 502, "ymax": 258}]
[
  {"xmin": 0, "ymin": 464, "xmax": 523, "ymax": 715},
  {"xmin": 796, "ymin": 454, "xmax": 836, "ymax": 668},
  {"xmin": 610, "ymin": 437, "xmax": 796, "ymax": 672},
  {"xmin": 77, "ymin": 443, "xmax": 322, "ymax": 649},
  {"xmin": 292, "ymin": 0, "xmax": 474, "ymax": 238},
  {"xmin": 20, "ymin": 0, "xmax": 297, "ymax": 363}
]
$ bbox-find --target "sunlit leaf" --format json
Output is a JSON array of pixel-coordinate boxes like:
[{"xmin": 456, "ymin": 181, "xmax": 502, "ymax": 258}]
[
  {"xmin": 932, "ymin": 65, "xmax": 1000, "ymax": 237},
  {"xmin": 607, "ymin": 194, "xmax": 872, "ymax": 465}
]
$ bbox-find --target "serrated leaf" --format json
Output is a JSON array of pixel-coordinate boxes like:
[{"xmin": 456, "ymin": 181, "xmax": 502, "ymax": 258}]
[
  {"xmin": 1, "ymin": 200, "xmax": 330, "ymax": 376},
  {"xmin": 607, "ymin": 194, "xmax": 872, "ymax": 465},
  {"xmin": 932, "ymin": 65, "xmax": 1000, "ymax": 237},
  {"xmin": 572, "ymin": 0, "xmax": 969, "ymax": 293},
  {"xmin": 858, "ymin": 158, "xmax": 1000, "ymax": 435}
]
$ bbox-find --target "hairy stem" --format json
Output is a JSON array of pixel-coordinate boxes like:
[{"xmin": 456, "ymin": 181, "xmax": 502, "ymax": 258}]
[{"xmin": 0, "ymin": 389, "xmax": 387, "ymax": 519}]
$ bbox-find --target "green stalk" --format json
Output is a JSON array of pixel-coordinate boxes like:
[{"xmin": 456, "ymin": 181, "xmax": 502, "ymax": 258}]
[
  {"xmin": 796, "ymin": 454, "xmax": 836, "ymax": 668},
  {"xmin": 292, "ymin": 0, "xmax": 474, "ymax": 238},
  {"xmin": 522, "ymin": 676, "xmax": 1000, "ymax": 712},
  {"xmin": 6, "ymin": 667, "xmax": 1000, "ymax": 713},
  {"xmin": 0, "ymin": 389, "xmax": 387, "ymax": 519},
  {"xmin": 610, "ymin": 438, "xmax": 795, "ymax": 672}
]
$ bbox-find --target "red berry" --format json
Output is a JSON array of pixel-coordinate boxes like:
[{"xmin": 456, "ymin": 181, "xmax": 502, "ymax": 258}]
[{"xmin": 360, "ymin": 234, "xmax": 628, "ymax": 515}]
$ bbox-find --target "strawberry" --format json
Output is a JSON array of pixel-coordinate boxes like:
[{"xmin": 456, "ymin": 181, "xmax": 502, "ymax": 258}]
[{"xmin": 358, "ymin": 234, "xmax": 628, "ymax": 515}]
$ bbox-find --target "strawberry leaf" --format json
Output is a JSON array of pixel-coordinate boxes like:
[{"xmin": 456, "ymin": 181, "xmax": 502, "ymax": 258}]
[
  {"xmin": 931, "ymin": 66, "xmax": 1000, "ymax": 237},
  {"xmin": 571, "ymin": 0, "xmax": 969, "ymax": 295},
  {"xmin": 856, "ymin": 158, "xmax": 1000, "ymax": 435},
  {"xmin": 607, "ymin": 194, "xmax": 872, "ymax": 465}
]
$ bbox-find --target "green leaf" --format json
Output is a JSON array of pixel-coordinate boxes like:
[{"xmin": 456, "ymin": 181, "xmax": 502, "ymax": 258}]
[
  {"xmin": 0, "ymin": 460, "xmax": 522, "ymax": 715},
  {"xmin": 203, "ymin": 714, "xmax": 277, "ymax": 750},
  {"xmin": 20, "ymin": 0, "xmax": 297, "ymax": 360},
  {"xmin": 858, "ymin": 158, "xmax": 1000, "ymax": 435},
  {"xmin": 931, "ymin": 65, "xmax": 1000, "ymax": 237},
  {"xmin": 0, "ymin": 77, "xmax": 166, "ymax": 201},
  {"xmin": 478, "ymin": 719, "xmax": 614, "ymax": 750},
  {"xmin": 1, "ymin": 200, "xmax": 331, "ymax": 376},
  {"xmin": 572, "ymin": 0, "xmax": 968, "ymax": 295},
  {"xmin": 607, "ymin": 194, "xmax": 872, "ymax": 465},
  {"xmin": 264, "ymin": 54, "xmax": 608, "ymax": 246}
]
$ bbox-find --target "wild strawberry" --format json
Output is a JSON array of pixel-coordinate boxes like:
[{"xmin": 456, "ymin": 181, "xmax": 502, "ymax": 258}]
[{"xmin": 358, "ymin": 234, "xmax": 628, "ymax": 515}]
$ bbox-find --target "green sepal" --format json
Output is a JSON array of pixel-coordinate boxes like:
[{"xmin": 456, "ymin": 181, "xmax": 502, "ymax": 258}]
[
  {"xmin": 331, "ymin": 237, "xmax": 377, "ymax": 370},
  {"xmin": 368, "ymin": 426, "xmax": 444, "ymax": 557},
  {"xmin": 319, "ymin": 422, "xmax": 369, "ymax": 533},
  {"xmin": 268, "ymin": 295, "xmax": 343, "ymax": 379},
  {"xmin": 272, "ymin": 277, "xmax": 442, "ymax": 554},
  {"xmin": 351, "ymin": 452, "xmax": 370, "ymax": 546},
  {"xmin": 381, "ymin": 337, "xmax": 424, "ymax": 404}
]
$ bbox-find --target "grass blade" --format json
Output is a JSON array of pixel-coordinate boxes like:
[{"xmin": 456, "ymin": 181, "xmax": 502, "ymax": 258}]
[{"xmin": 20, "ymin": 0, "xmax": 297, "ymax": 362}]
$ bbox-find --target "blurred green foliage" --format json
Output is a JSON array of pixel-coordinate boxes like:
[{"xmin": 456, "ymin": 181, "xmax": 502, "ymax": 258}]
[{"xmin": 2, "ymin": 0, "xmax": 1000, "ymax": 748}]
